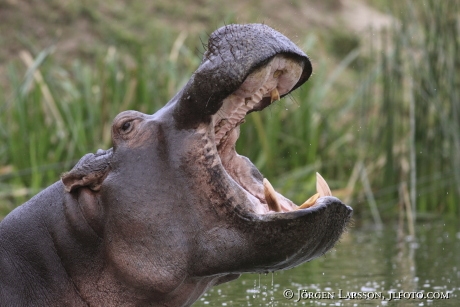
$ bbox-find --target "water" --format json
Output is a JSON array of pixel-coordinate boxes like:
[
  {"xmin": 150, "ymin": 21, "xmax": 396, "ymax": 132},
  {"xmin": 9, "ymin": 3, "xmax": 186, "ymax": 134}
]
[{"xmin": 194, "ymin": 220, "xmax": 459, "ymax": 306}]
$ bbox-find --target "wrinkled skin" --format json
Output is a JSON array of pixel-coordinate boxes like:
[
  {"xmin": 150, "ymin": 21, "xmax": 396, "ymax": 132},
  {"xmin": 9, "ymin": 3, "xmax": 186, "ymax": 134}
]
[{"xmin": 0, "ymin": 24, "xmax": 352, "ymax": 306}]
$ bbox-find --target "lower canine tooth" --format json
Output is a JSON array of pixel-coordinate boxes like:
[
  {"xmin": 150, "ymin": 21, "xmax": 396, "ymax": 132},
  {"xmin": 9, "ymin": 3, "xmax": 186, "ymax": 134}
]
[
  {"xmin": 297, "ymin": 173, "xmax": 332, "ymax": 210},
  {"xmin": 270, "ymin": 88, "xmax": 280, "ymax": 103},
  {"xmin": 298, "ymin": 193, "xmax": 320, "ymax": 209},
  {"xmin": 263, "ymin": 178, "xmax": 282, "ymax": 212},
  {"xmin": 316, "ymin": 172, "xmax": 332, "ymax": 197}
]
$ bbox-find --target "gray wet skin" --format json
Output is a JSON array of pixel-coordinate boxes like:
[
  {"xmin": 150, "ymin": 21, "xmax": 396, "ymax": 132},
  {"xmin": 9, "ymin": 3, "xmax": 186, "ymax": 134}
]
[{"xmin": 0, "ymin": 24, "xmax": 352, "ymax": 306}]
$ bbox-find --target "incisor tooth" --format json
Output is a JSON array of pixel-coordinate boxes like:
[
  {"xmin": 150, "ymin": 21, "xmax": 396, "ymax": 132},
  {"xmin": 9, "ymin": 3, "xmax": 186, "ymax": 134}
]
[
  {"xmin": 297, "ymin": 173, "xmax": 332, "ymax": 210},
  {"xmin": 263, "ymin": 178, "xmax": 282, "ymax": 212},
  {"xmin": 316, "ymin": 172, "xmax": 332, "ymax": 197},
  {"xmin": 298, "ymin": 193, "xmax": 320, "ymax": 209},
  {"xmin": 270, "ymin": 88, "xmax": 280, "ymax": 103}
]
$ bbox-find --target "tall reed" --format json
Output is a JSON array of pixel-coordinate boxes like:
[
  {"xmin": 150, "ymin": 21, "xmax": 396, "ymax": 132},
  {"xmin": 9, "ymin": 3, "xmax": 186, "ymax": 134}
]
[{"xmin": 367, "ymin": 0, "xmax": 460, "ymax": 217}]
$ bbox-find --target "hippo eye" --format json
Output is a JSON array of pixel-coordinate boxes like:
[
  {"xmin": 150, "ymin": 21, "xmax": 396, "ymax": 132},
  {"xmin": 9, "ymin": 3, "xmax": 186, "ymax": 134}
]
[{"xmin": 121, "ymin": 121, "xmax": 132, "ymax": 132}]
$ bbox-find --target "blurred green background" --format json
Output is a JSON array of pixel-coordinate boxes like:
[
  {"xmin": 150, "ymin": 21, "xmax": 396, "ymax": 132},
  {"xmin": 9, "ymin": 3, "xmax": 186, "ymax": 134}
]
[{"xmin": 0, "ymin": 0, "xmax": 459, "ymax": 228}]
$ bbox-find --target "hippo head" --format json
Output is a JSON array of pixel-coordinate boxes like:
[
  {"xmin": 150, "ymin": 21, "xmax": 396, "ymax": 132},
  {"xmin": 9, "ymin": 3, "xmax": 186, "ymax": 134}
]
[{"xmin": 62, "ymin": 24, "xmax": 352, "ymax": 305}]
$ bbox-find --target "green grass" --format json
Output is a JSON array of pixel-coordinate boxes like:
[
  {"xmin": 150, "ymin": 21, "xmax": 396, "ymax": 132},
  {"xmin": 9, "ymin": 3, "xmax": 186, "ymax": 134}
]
[{"xmin": 1, "ymin": 0, "xmax": 459, "ymax": 220}]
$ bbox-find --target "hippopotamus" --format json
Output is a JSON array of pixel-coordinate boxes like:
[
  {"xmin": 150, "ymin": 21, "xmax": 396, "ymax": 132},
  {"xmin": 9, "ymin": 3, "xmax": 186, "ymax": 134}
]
[{"xmin": 0, "ymin": 24, "xmax": 352, "ymax": 306}]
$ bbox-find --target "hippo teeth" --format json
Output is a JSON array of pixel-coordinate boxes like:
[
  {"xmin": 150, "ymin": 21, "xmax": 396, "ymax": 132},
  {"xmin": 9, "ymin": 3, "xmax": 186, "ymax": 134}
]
[
  {"xmin": 316, "ymin": 172, "xmax": 332, "ymax": 197},
  {"xmin": 263, "ymin": 173, "xmax": 332, "ymax": 212},
  {"xmin": 298, "ymin": 193, "xmax": 320, "ymax": 209},
  {"xmin": 263, "ymin": 178, "xmax": 282, "ymax": 212},
  {"xmin": 270, "ymin": 88, "xmax": 280, "ymax": 103},
  {"xmin": 297, "ymin": 173, "xmax": 332, "ymax": 210}
]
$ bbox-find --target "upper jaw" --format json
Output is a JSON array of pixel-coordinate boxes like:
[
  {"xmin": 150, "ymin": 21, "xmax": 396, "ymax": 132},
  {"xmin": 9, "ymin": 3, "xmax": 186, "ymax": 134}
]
[{"xmin": 212, "ymin": 54, "xmax": 304, "ymax": 148}]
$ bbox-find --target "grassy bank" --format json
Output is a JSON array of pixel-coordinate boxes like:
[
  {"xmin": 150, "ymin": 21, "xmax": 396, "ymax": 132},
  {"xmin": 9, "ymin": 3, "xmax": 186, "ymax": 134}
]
[{"xmin": 1, "ymin": 0, "xmax": 459, "ymax": 221}]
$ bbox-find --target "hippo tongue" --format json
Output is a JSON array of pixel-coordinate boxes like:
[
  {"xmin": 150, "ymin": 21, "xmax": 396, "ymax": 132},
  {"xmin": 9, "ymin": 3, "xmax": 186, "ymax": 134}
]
[{"xmin": 212, "ymin": 55, "xmax": 333, "ymax": 214}]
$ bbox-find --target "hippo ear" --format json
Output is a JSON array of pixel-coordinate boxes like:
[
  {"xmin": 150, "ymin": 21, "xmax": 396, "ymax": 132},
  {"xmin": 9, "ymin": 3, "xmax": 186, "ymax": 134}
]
[{"xmin": 61, "ymin": 149, "xmax": 112, "ymax": 193}]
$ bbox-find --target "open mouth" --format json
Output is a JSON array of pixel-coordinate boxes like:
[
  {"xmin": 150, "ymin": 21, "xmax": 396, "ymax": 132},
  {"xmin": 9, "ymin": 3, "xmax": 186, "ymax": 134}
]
[{"xmin": 211, "ymin": 55, "xmax": 332, "ymax": 215}]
